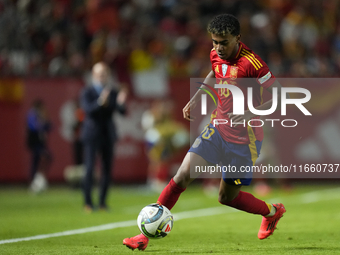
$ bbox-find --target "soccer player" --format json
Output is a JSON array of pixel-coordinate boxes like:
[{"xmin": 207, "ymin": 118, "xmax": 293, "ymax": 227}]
[{"xmin": 123, "ymin": 14, "xmax": 286, "ymax": 251}]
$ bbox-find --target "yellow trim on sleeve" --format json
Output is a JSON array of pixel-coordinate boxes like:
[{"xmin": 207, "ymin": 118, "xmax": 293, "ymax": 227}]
[
  {"xmin": 240, "ymin": 53, "xmax": 259, "ymax": 70},
  {"xmin": 242, "ymin": 49, "xmax": 263, "ymax": 68}
]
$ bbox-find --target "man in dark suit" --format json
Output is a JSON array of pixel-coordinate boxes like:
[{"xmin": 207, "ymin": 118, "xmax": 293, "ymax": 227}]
[{"xmin": 81, "ymin": 62, "xmax": 127, "ymax": 211}]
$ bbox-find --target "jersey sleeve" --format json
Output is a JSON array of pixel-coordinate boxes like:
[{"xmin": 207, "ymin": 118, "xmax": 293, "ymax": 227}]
[{"xmin": 246, "ymin": 54, "xmax": 276, "ymax": 89}]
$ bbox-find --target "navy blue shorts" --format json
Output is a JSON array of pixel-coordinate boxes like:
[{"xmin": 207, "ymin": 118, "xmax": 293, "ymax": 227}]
[{"xmin": 189, "ymin": 124, "xmax": 262, "ymax": 186}]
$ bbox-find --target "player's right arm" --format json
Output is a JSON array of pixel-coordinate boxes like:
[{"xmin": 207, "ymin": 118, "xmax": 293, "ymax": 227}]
[{"xmin": 183, "ymin": 70, "xmax": 215, "ymax": 121}]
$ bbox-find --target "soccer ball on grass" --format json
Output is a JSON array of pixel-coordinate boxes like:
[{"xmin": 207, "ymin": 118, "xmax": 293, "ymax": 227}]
[{"xmin": 137, "ymin": 203, "xmax": 173, "ymax": 238}]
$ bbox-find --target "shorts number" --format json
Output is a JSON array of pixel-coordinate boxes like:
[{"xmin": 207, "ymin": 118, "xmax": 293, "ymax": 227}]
[
  {"xmin": 201, "ymin": 126, "xmax": 215, "ymax": 139},
  {"xmin": 234, "ymin": 179, "xmax": 241, "ymax": 185}
]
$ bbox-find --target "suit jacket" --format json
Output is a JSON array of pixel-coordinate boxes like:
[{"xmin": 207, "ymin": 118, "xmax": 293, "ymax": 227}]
[{"xmin": 80, "ymin": 86, "xmax": 125, "ymax": 144}]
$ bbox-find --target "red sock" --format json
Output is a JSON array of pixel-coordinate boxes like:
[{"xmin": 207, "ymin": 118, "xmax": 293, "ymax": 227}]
[
  {"xmin": 222, "ymin": 191, "xmax": 270, "ymax": 216},
  {"xmin": 157, "ymin": 178, "xmax": 186, "ymax": 210}
]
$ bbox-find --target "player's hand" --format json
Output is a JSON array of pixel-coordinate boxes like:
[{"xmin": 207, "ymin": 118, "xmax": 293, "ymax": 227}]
[
  {"xmin": 228, "ymin": 110, "xmax": 255, "ymax": 127},
  {"xmin": 99, "ymin": 88, "xmax": 110, "ymax": 106},
  {"xmin": 117, "ymin": 87, "xmax": 128, "ymax": 105},
  {"xmin": 183, "ymin": 100, "xmax": 197, "ymax": 122}
]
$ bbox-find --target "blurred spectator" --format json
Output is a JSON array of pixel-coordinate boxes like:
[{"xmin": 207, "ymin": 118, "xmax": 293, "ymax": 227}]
[
  {"xmin": 73, "ymin": 99, "xmax": 85, "ymax": 166},
  {"xmin": 63, "ymin": 98, "xmax": 86, "ymax": 188},
  {"xmin": 0, "ymin": 0, "xmax": 339, "ymax": 78},
  {"xmin": 26, "ymin": 99, "xmax": 52, "ymax": 193},
  {"xmin": 80, "ymin": 61, "xmax": 127, "ymax": 212},
  {"xmin": 141, "ymin": 99, "xmax": 189, "ymax": 192}
]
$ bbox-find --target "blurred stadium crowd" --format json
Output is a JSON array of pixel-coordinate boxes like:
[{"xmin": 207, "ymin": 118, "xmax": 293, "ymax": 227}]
[{"xmin": 1, "ymin": 0, "xmax": 340, "ymax": 78}]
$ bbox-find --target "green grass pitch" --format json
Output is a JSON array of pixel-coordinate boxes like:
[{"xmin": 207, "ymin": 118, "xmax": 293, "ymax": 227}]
[{"xmin": 1, "ymin": 183, "xmax": 340, "ymax": 254}]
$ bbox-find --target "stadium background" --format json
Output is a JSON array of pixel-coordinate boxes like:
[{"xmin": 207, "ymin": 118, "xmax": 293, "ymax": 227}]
[{"xmin": 1, "ymin": 0, "xmax": 340, "ymax": 184}]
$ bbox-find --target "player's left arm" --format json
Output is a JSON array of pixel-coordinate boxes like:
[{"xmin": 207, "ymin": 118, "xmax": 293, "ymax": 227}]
[
  {"xmin": 229, "ymin": 80, "xmax": 285, "ymax": 124},
  {"xmin": 258, "ymin": 79, "xmax": 289, "ymax": 111},
  {"xmin": 229, "ymin": 56, "xmax": 287, "ymax": 123}
]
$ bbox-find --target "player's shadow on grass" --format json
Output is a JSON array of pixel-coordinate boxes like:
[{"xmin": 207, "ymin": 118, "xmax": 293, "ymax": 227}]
[{"xmin": 146, "ymin": 247, "xmax": 334, "ymax": 254}]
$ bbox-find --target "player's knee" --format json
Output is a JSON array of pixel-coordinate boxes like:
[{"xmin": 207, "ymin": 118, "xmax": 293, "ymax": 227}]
[
  {"xmin": 218, "ymin": 193, "xmax": 227, "ymax": 204},
  {"xmin": 218, "ymin": 192, "xmax": 235, "ymax": 205}
]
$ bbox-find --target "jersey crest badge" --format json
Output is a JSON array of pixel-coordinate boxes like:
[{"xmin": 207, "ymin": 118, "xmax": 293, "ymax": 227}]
[
  {"xmin": 230, "ymin": 66, "xmax": 238, "ymax": 80},
  {"xmin": 222, "ymin": 64, "xmax": 228, "ymax": 76}
]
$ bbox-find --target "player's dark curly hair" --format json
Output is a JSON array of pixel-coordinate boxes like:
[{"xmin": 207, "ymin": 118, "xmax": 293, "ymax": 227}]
[{"xmin": 207, "ymin": 14, "xmax": 240, "ymax": 36}]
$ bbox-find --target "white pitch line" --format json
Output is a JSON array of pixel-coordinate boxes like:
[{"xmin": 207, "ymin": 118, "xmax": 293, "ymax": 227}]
[
  {"xmin": 174, "ymin": 206, "xmax": 236, "ymax": 221},
  {"xmin": 0, "ymin": 220, "xmax": 137, "ymax": 245},
  {"xmin": 0, "ymin": 207, "xmax": 235, "ymax": 245},
  {"xmin": 300, "ymin": 187, "xmax": 340, "ymax": 204},
  {"xmin": 1, "ymin": 188, "xmax": 340, "ymax": 245}
]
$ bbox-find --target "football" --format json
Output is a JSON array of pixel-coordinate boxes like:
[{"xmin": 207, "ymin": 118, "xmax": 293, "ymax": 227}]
[{"xmin": 137, "ymin": 203, "xmax": 173, "ymax": 238}]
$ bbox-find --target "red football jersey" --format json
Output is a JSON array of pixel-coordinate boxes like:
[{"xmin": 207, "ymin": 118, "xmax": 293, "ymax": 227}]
[{"xmin": 210, "ymin": 41, "xmax": 276, "ymax": 144}]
